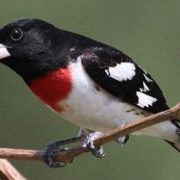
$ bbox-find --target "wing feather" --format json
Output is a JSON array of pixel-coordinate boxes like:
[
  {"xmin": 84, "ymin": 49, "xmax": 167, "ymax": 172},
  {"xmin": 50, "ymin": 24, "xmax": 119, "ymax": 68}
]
[{"xmin": 81, "ymin": 47, "xmax": 169, "ymax": 113}]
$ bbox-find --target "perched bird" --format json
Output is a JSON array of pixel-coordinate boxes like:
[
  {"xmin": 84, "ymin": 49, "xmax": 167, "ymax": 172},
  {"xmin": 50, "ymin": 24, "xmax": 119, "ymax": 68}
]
[{"xmin": 0, "ymin": 19, "xmax": 179, "ymax": 167}]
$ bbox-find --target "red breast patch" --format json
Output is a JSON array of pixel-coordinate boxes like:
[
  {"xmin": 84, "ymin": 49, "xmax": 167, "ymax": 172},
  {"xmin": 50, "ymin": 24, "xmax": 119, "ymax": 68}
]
[{"xmin": 30, "ymin": 67, "xmax": 72, "ymax": 112}]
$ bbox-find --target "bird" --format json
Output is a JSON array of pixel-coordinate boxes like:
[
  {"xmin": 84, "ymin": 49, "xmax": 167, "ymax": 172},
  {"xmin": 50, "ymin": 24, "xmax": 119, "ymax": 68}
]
[{"xmin": 0, "ymin": 19, "xmax": 179, "ymax": 167}]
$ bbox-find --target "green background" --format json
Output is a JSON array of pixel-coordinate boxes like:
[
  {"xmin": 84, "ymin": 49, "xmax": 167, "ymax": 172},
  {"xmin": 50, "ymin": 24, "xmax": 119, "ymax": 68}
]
[{"xmin": 0, "ymin": 0, "xmax": 180, "ymax": 179}]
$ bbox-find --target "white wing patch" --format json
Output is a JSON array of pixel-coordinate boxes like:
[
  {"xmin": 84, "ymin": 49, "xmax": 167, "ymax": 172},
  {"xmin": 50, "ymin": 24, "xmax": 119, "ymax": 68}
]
[
  {"xmin": 136, "ymin": 91, "xmax": 157, "ymax": 108},
  {"xmin": 143, "ymin": 74, "xmax": 153, "ymax": 82},
  {"xmin": 106, "ymin": 62, "xmax": 136, "ymax": 81},
  {"xmin": 140, "ymin": 82, "xmax": 150, "ymax": 92}
]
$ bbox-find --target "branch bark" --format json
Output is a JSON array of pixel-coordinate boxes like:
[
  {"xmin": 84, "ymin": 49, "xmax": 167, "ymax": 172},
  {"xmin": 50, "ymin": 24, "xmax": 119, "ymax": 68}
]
[
  {"xmin": 0, "ymin": 159, "xmax": 26, "ymax": 180},
  {"xmin": 0, "ymin": 103, "xmax": 179, "ymax": 166}
]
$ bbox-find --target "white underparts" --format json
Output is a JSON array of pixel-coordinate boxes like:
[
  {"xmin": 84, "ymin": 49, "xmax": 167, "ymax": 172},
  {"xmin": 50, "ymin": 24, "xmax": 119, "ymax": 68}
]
[
  {"xmin": 0, "ymin": 44, "xmax": 10, "ymax": 60},
  {"xmin": 106, "ymin": 62, "xmax": 136, "ymax": 81}
]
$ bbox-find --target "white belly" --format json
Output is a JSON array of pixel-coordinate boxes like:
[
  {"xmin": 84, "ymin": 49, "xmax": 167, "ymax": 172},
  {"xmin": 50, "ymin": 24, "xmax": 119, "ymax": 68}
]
[
  {"xmin": 57, "ymin": 62, "xmax": 177, "ymax": 142},
  {"xmin": 61, "ymin": 92, "xmax": 146, "ymax": 132}
]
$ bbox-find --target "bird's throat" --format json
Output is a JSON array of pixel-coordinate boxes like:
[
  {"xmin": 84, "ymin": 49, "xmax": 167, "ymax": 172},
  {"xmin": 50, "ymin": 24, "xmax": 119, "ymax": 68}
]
[{"xmin": 29, "ymin": 67, "xmax": 72, "ymax": 112}]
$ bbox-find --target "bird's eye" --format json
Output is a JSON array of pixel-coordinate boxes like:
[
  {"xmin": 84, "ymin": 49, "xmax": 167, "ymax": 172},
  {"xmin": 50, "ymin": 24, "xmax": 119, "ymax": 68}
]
[{"xmin": 10, "ymin": 29, "xmax": 23, "ymax": 42}]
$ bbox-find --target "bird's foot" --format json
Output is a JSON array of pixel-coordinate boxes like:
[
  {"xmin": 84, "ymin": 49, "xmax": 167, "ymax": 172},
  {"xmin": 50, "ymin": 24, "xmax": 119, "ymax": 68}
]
[
  {"xmin": 44, "ymin": 136, "xmax": 81, "ymax": 168},
  {"xmin": 82, "ymin": 131, "xmax": 105, "ymax": 158},
  {"xmin": 115, "ymin": 135, "xmax": 129, "ymax": 145}
]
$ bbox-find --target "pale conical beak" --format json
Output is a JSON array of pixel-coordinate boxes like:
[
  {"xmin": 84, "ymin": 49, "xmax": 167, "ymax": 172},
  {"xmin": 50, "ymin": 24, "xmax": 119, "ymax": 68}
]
[{"xmin": 0, "ymin": 43, "xmax": 10, "ymax": 60}]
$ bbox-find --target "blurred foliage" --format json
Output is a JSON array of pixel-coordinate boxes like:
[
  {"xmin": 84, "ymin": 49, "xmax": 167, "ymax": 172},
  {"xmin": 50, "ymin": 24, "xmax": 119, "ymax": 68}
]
[{"xmin": 0, "ymin": 0, "xmax": 179, "ymax": 179}]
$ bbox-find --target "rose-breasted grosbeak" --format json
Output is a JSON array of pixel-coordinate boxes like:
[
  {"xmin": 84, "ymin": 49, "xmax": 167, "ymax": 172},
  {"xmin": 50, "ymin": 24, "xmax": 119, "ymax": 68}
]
[{"xmin": 0, "ymin": 19, "xmax": 179, "ymax": 167}]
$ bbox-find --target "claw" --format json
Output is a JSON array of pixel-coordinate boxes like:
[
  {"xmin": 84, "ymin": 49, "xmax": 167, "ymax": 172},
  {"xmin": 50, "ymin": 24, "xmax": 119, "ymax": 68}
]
[
  {"xmin": 115, "ymin": 135, "xmax": 129, "ymax": 145},
  {"xmin": 82, "ymin": 131, "xmax": 105, "ymax": 158},
  {"xmin": 44, "ymin": 142, "xmax": 67, "ymax": 168},
  {"xmin": 43, "ymin": 136, "xmax": 81, "ymax": 168}
]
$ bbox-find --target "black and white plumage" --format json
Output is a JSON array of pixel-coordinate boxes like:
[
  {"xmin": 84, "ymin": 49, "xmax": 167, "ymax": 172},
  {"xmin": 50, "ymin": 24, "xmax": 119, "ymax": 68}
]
[
  {"xmin": 81, "ymin": 47, "xmax": 168, "ymax": 113},
  {"xmin": 60, "ymin": 47, "xmax": 179, "ymax": 142},
  {"xmin": 0, "ymin": 19, "xmax": 180, "ymax": 162}
]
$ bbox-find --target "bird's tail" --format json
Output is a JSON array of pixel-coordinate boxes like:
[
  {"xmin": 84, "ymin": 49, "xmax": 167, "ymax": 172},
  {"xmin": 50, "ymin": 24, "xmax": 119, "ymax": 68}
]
[{"xmin": 166, "ymin": 119, "xmax": 180, "ymax": 152}]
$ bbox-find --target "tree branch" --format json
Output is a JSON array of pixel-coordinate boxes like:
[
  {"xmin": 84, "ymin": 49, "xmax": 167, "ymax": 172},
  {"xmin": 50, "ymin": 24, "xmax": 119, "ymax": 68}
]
[
  {"xmin": 0, "ymin": 159, "xmax": 26, "ymax": 180},
  {"xmin": 0, "ymin": 103, "xmax": 179, "ymax": 166}
]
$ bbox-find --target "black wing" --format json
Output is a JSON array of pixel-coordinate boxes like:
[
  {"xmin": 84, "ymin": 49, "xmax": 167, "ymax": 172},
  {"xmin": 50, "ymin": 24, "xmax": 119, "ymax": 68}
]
[{"xmin": 81, "ymin": 47, "xmax": 169, "ymax": 113}]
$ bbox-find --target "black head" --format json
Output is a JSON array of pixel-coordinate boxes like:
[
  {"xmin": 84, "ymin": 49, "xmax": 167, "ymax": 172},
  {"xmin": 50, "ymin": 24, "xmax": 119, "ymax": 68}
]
[{"xmin": 0, "ymin": 18, "xmax": 70, "ymax": 83}]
